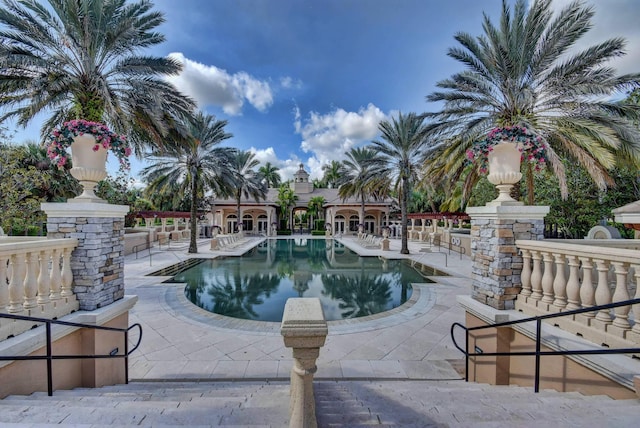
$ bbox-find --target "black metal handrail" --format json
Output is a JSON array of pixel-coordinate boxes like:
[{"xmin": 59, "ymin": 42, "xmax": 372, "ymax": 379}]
[
  {"xmin": 450, "ymin": 298, "xmax": 640, "ymax": 393},
  {"xmin": 0, "ymin": 312, "xmax": 142, "ymax": 396}
]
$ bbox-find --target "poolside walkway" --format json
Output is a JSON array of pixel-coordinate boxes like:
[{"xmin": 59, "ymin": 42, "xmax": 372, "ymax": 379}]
[{"xmin": 125, "ymin": 234, "xmax": 472, "ymax": 382}]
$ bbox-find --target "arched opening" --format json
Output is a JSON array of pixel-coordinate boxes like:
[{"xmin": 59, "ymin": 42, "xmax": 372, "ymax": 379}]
[
  {"xmin": 226, "ymin": 214, "xmax": 237, "ymax": 233},
  {"xmin": 243, "ymin": 214, "xmax": 254, "ymax": 233},
  {"xmin": 334, "ymin": 215, "xmax": 346, "ymax": 234},
  {"xmin": 364, "ymin": 215, "xmax": 375, "ymax": 233},
  {"xmin": 257, "ymin": 214, "xmax": 268, "ymax": 234},
  {"xmin": 348, "ymin": 215, "xmax": 359, "ymax": 233}
]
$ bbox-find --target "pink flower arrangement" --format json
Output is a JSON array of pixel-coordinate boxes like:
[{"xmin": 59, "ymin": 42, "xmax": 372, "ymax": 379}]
[
  {"xmin": 47, "ymin": 119, "xmax": 131, "ymax": 170},
  {"xmin": 466, "ymin": 126, "xmax": 548, "ymax": 174}
]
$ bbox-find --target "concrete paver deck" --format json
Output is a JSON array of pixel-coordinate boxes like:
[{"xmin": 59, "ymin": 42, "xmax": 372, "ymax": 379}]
[{"xmin": 125, "ymin": 234, "xmax": 472, "ymax": 381}]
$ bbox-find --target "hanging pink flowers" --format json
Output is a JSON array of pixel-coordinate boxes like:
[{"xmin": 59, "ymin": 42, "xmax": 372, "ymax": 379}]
[
  {"xmin": 47, "ymin": 119, "xmax": 131, "ymax": 170},
  {"xmin": 466, "ymin": 126, "xmax": 548, "ymax": 174}
]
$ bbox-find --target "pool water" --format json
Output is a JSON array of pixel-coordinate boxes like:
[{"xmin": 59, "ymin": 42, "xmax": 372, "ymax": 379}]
[{"xmin": 167, "ymin": 238, "xmax": 446, "ymax": 322}]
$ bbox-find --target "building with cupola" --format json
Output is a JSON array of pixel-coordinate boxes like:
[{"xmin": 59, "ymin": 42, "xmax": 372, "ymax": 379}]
[{"xmin": 207, "ymin": 164, "xmax": 394, "ymax": 235}]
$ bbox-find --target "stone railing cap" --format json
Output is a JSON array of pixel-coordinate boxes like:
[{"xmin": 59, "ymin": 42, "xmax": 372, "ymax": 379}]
[{"xmin": 281, "ymin": 298, "xmax": 328, "ymax": 336}]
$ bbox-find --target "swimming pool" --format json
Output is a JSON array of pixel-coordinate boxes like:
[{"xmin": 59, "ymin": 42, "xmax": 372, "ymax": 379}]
[{"xmin": 164, "ymin": 238, "xmax": 447, "ymax": 322}]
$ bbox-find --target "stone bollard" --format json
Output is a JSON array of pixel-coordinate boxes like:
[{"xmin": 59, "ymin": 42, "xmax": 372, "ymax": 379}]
[
  {"xmin": 210, "ymin": 238, "xmax": 219, "ymax": 250},
  {"xmin": 281, "ymin": 298, "xmax": 328, "ymax": 428}
]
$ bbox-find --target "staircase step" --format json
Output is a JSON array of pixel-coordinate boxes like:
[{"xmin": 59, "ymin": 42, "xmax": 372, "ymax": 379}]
[{"xmin": 1, "ymin": 380, "xmax": 638, "ymax": 427}]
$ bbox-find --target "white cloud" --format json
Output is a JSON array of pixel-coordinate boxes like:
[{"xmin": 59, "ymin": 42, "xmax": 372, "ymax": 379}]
[
  {"xmin": 280, "ymin": 76, "xmax": 303, "ymax": 89},
  {"xmin": 166, "ymin": 52, "xmax": 274, "ymax": 115},
  {"xmin": 294, "ymin": 103, "xmax": 387, "ymax": 177},
  {"xmin": 249, "ymin": 146, "xmax": 302, "ymax": 182}
]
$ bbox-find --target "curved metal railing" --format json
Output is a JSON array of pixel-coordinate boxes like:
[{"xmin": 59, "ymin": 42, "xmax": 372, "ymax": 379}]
[
  {"xmin": 450, "ymin": 297, "xmax": 640, "ymax": 393},
  {"xmin": 0, "ymin": 312, "xmax": 142, "ymax": 396}
]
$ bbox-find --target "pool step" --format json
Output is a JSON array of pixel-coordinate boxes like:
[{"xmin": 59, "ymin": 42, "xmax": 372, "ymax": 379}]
[{"xmin": 146, "ymin": 258, "xmax": 206, "ymax": 278}]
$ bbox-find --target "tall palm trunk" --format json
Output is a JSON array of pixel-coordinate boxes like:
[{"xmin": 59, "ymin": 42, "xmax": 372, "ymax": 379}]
[
  {"xmin": 188, "ymin": 167, "xmax": 198, "ymax": 253},
  {"xmin": 400, "ymin": 178, "xmax": 409, "ymax": 254},
  {"xmin": 236, "ymin": 195, "xmax": 242, "ymax": 233}
]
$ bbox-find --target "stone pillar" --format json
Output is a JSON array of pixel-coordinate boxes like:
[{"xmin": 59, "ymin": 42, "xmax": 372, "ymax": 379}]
[
  {"xmin": 41, "ymin": 203, "xmax": 129, "ymax": 311},
  {"xmin": 281, "ymin": 298, "xmax": 328, "ymax": 428},
  {"xmin": 466, "ymin": 205, "xmax": 549, "ymax": 310}
]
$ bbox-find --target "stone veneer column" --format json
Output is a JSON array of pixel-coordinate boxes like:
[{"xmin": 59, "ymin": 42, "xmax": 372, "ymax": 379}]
[
  {"xmin": 466, "ymin": 205, "xmax": 549, "ymax": 310},
  {"xmin": 41, "ymin": 202, "xmax": 129, "ymax": 311}
]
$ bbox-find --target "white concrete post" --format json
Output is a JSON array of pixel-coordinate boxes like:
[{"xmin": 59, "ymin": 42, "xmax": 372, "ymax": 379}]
[{"xmin": 281, "ymin": 298, "xmax": 328, "ymax": 428}]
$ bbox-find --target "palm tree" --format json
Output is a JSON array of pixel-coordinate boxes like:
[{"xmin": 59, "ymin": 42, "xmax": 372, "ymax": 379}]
[
  {"xmin": 370, "ymin": 112, "xmax": 429, "ymax": 254},
  {"xmin": 321, "ymin": 160, "xmax": 347, "ymax": 189},
  {"xmin": 277, "ymin": 183, "xmax": 298, "ymax": 230},
  {"xmin": 424, "ymin": 0, "xmax": 640, "ymax": 205},
  {"xmin": 230, "ymin": 151, "xmax": 268, "ymax": 231},
  {"xmin": 258, "ymin": 162, "xmax": 282, "ymax": 188},
  {"xmin": 141, "ymin": 112, "xmax": 234, "ymax": 253},
  {"xmin": 339, "ymin": 147, "xmax": 386, "ymax": 227},
  {"xmin": 0, "ymin": 0, "xmax": 195, "ymax": 152},
  {"xmin": 307, "ymin": 196, "xmax": 326, "ymax": 231}
]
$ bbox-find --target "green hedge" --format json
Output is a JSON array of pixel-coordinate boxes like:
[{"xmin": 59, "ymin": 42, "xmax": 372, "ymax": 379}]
[
  {"xmin": 277, "ymin": 230, "xmax": 292, "ymax": 235},
  {"xmin": 311, "ymin": 230, "xmax": 325, "ymax": 236}
]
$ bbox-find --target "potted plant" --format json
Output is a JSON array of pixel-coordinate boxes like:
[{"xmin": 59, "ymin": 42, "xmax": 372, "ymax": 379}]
[
  {"xmin": 466, "ymin": 126, "xmax": 547, "ymax": 174},
  {"xmin": 47, "ymin": 120, "xmax": 131, "ymax": 202},
  {"xmin": 466, "ymin": 126, "xmax": 548, "ymax": 204}
]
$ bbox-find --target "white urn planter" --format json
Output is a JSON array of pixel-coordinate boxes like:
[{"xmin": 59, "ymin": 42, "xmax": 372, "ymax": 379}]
[
  {"xmin": 486, "ymin": 141, "xmax": 523, "ymax": 206},
  {"xmin": 69, "ymin": 134, "xmax": 108, "ymax": 203}
]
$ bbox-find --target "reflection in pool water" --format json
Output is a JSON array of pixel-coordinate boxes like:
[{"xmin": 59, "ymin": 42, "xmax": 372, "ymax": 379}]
[{"xmin": 169, "ymin": 238, "xmax": 445, "ymax": 322}]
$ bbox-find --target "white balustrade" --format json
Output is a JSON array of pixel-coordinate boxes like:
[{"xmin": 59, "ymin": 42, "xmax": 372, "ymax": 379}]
[
  {"xmin": 516, "ymin": 239, "xmax": 640, "ymax": 347},
  {"xmin": 0, "ymin": 237, "xmax": 79, "ymax": 341}
]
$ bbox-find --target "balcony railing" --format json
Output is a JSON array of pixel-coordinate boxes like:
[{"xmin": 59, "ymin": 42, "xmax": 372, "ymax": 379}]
[
  {"xmin": 0, "ymin": 237, "xmax": 79, "ymax": 341},
  {"xmin": 515, "ymin": 239, "xmax": 640, "ymax": 348}
]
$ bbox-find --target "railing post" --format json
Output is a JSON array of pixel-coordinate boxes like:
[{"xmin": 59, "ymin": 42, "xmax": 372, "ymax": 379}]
[
  {"xmin": 540, "ymin": 252, "xmax": 555, "ymax": 306},
  {"xmin": 8, "ymin": 254, "xmax": 26, "ymax": 313},
  {"xmin": 552, "ymin": 253, "xmax": 567, "ymax": 310},
  {"xmin": 565, "ymin": 255, "xmax": 581, "ymax": 310},
  {"xmin": 610, "ymin": 262, "xmax": 631, "ymax": 331},
  {"xmin": 281, "ymin": 298, "xmax": 328, "ymax": 428},
  {"xmin": 23, "ymin": 251, "xmax": 38, "ymax": 310},
  {"xmin": 578, "ymin": 257, "xmax": 595, "ymax": 322},
  {"xmin": 535, "ymin": 319, "xmax": 541, "ymax": 393},
  {"xmin": 530, "ymin": 250, "xmax": 543, "ymax": 301},
  {"xmin": 0, "ymin": 255, "xmax": 8, "ymax": 312},
  {"xmin": 37, "ymin": 249, "xmax": 52, "ymax": 308},
  {"xmin": 520, "ymin": 249, "xmax": 532, "ymax": 297},
  {"xmin": 49, "ymin": 248, "xmax": 62, "ymax": 303},
  {"xmin": 594, "ymin": 259, "xmax": 613, "ymax": 325},
  {"xmin": 46, "ymin": 321, "xmax": 53, "ymax": 397},
  {"xmin": 631, "ymin": 266, "xmax": 640, "ymax": 341}
]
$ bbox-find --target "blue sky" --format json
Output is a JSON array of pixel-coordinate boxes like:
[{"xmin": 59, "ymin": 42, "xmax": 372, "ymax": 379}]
[{"xmin": 7, "ymin": 0, "xmax": 640, "ymax": 183}]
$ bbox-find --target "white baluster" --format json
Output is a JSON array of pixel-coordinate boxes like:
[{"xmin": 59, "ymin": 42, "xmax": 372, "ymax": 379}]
[
  {"xmin": 552, "ymin": 253, "xmax": 567, "ymax": 309},
  {"xmin": 37, "ymin": 250, "xmax": 52, "ymax": 306},
  {"xmin": 632, "ymin": 265, "xmax": 640, "ymax": 335},
  {"xmin": 49, "ymin": 249, "xmax": 62, "ymax": 302},
  {"xmin": 594, "ymin": 259, "xmax": 612, "ymax": 324},
  {"xmin": 610, "ymin": 262, "xmax": 631, "ymax": 330},
  {"xmin": 579, "ymin": 257, "xmax": 595, "ymax": 319},
  {"xmin": 0, "ymin": 256, "xmax": 8, "ymax": 311},
  {"xmin": 520, "ymin": 249, "xmax": 532, "ymax": 297},
  {"xmin": 530, "ymin": 250, "xmax": 543, "ymax": 301},
  {"xmin": 23, "ymin": 251, "xmax": 38, "ymax": 309},
  {"xmin": 61, "ymin": 247, "xmax": 74, "ymax": 298},
  {"xmin": 541, "ymin": 252, "xmax": 555, "ymax": 305},
  {"xmin": 8, "ymin": 254, "xmax": 26, "ymax": 313},
  {"xmin": 565, "ymin": 255, "xmax": 581, "ymax": 310}
]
